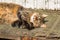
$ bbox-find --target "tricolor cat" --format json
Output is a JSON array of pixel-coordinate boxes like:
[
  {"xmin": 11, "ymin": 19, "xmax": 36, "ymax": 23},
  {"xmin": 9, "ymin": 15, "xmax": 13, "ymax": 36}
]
[
  {"xmin": 12, "ymin": 11, "xmax": 48, "ymax": 30},
  {"xmin": 0, "ymin": 3, "xmax": 48, "ymax": 30}
]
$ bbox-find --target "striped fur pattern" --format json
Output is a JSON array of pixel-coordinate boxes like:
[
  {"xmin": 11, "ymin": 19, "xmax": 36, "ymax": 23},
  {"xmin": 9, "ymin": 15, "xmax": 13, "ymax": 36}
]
[
  {"xmin": 0, "ymin": 3, "xmax": 23, "ymax": 24},
  {"xmin": 15, "ymin": 11, "xmax": 48, "ymax": 30},
  {"xmin": 0, "ymin": 3, "xmax": 48, "ymax": 30}
]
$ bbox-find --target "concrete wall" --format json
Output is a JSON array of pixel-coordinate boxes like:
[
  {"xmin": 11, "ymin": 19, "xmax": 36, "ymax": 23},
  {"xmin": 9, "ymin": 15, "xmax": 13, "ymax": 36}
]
[{"xmin": 0, "ymin": 0, "xmax": 60, "ymax": 10}]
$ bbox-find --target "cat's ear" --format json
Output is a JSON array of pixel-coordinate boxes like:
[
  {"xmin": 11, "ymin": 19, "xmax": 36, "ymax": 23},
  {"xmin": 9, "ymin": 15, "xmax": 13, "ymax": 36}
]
[{"xmin": 42, "ymin": 14, "xmax": 48, "ymax": 18}]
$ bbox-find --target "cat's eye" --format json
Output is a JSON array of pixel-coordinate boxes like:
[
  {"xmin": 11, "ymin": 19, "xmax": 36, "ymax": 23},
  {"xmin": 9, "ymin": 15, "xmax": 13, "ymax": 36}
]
[
  {"xmin": 38, "ymin": 17, "xmax": 40, "ymax": 18},
  {"xmin": 38, "ymin": 17, "xmax": 41, "ymax": 20}
]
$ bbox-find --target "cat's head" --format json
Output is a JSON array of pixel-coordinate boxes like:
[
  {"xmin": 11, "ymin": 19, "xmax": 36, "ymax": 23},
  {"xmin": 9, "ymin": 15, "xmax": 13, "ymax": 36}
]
[{"xmin": 30, "ymin": 12, "xmax": 48, "ymax": 28}]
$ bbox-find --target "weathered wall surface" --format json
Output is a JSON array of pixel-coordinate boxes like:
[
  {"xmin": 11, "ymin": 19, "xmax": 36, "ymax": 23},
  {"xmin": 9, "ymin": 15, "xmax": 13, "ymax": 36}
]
[{"xmin": 0, "ymin": 0, "xmax": 60, "ymax": 10}]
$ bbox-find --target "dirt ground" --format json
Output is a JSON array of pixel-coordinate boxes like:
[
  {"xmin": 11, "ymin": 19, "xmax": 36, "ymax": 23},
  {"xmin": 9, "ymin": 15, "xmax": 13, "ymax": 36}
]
[{"xmin": 0, "ymin": 9, "xmax": 60, "ymax": 40}]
